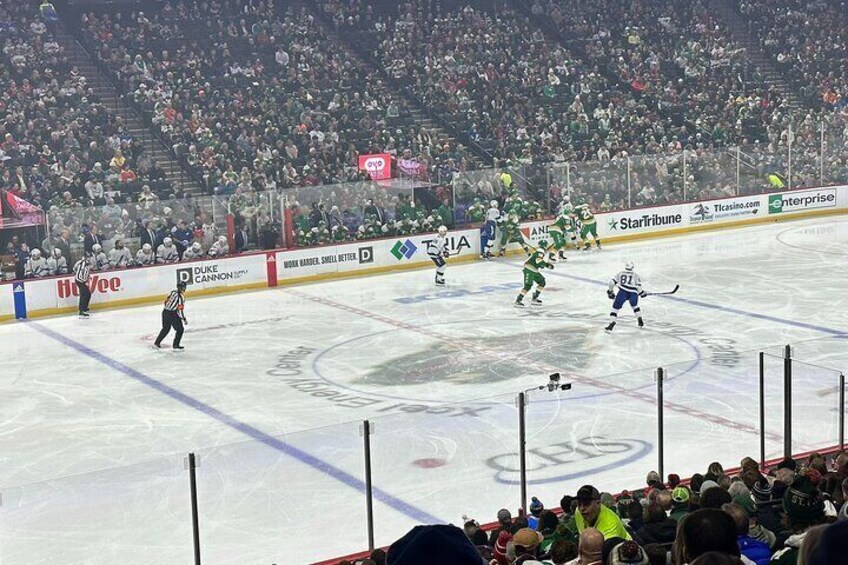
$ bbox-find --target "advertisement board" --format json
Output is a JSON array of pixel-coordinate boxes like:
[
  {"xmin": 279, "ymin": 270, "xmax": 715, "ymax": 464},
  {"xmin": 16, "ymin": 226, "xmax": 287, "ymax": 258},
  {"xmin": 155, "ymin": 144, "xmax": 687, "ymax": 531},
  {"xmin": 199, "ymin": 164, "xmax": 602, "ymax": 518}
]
[
  {"xmin": 767, "ymin": 188, "xmax": 837, "ymax": 214},
  {"xmin": 2, "ymin": 185, "xmax": 848, "ymax": 322},
  {"xmin": 276, "ymin": 229, "xmax": 481, "ymax": 283},
  {"xmin": 357, "ymin": 153, "xmax": 393, "ymax": 180}
]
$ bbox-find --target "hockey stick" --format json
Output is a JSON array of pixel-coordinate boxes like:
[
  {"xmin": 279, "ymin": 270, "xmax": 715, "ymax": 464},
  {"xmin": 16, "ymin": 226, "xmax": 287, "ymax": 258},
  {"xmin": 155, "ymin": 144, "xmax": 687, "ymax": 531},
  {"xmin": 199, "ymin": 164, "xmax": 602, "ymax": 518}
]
[{"xmin": 645, "ymin": 284, "xmax": 680, "ymax": 296}]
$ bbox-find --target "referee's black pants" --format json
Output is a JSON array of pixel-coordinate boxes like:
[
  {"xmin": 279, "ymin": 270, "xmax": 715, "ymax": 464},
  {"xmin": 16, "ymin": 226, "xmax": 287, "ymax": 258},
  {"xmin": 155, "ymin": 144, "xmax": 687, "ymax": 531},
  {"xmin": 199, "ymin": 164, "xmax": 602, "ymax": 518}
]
[
  {"xmin": 76, "ymin": 281, "xmax": 91, "ymax": 313},
  {"xmin": 155, "ymin": 310, "xmax": 184, "ymax": 347}
]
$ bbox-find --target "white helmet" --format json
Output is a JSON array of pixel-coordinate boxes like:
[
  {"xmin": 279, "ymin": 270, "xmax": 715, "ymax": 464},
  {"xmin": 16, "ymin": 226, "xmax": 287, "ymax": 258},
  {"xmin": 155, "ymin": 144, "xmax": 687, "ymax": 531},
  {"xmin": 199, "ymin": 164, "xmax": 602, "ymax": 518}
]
[
  {"xmin": 163, "ymin": 237, "xmax": 172, "ymax": 246},
  {"xmin": 625, "ymin": 261, "xmax": 634, "ymax": 271},
  {"xmin": 192, "ymin": 242, "xmax": 201, "ymax": 251},
  {"xmin": 438, "ymin": 225, "xmax": 447, "ymax": 236},
  {"xmin": 218, "ymin": 236, "xmax": 227, "ymax": 243},
  {"xmin": 52, "ymin": 248, "xmax": 62, "ymax": 258},
  {"xmin": 92, "ymin": 243, "xmax": 102, "ymax": 253},
  {"xmin": 490, "ymin": 200, "xmax": 499, "ymax": 208},
  {"xmin": 31, "ymin": 248, "xmax": 41, "ymax": 259},
  {"xmin": 142, "ymin": 243, "xmax": 152, "ymax": 252}
]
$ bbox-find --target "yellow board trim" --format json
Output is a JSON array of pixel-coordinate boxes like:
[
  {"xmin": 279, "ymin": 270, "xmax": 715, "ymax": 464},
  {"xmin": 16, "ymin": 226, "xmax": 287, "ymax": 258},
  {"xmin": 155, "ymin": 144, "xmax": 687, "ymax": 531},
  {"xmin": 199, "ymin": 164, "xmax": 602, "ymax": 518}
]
[{"xmin": 3, "ymin": 206, "xmax": 847, "ymax": 323}]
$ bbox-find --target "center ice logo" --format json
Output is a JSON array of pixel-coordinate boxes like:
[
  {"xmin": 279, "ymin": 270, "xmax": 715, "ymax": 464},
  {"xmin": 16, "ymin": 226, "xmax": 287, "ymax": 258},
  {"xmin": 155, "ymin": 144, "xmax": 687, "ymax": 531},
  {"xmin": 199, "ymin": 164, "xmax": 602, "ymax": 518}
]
[
  {"xmin": 390, "ymin": 239, "xmax": 418, "ymax": 260},
  {"xmin": 358, "ymin": 326, "xmax": 594, "ymax": 385}
]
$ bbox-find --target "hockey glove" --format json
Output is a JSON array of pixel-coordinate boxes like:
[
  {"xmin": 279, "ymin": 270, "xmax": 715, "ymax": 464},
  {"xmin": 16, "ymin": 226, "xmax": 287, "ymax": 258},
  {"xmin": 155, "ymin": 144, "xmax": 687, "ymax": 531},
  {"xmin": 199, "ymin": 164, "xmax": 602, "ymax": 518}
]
[
  {"xmin": 607, "ymin": 290, "xmax": 615, "ymax": 300},
  {"xmin": 639, "ymin": 291, "xmax": 647, "ymax": 298}
]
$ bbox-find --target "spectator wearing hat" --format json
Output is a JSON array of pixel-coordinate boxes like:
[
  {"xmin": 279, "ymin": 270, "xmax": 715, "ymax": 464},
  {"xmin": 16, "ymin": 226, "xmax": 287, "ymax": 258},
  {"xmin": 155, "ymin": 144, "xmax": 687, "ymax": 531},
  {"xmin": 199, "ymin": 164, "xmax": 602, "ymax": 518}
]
[
  {"xmin": 646, "ymin": 470, "xmax": 663, "ymax": 490},
  {"xmin": 528, "ymin": 497, "xmax": 544, "ymax": 529},
  {"xmin": 668, "ymin": 474, "xmax": 682, "ymax": 489},
  {"xmin": 732, "ymin": 493, "xmax": 776, "ymax": 549},
  {"xmin": 575, "ymin": 485, "xmax": 631, "ymax": 540},
  {"xmin": 510, "ymin": 527, "xmax": 544, "ymax": 563},
  {"xmin": 609, "ymin": 540, "xmax": 649, "ymax": 565},
  {"xmin": 674, "ymin": 509, "xmax": 742, "ymax": 565},
  {"xmin": 701, "ymin": 484, "xmax": 733, "ymax": 510},
  {"xmin": 770, "ymin": 476, "xmax": 827, "ymax": 565},
  {"xmin": 489, "ymin": 508, "xmax": 513, "ymax": 546},
  {"xmin": 386, "ymin": 524, "xmax": 482, "ymax": 565},
  {"xmin": 492, "ymin": 530, "xmax": 512, "ymax": 565},
  {"xmin": 722, "ymin": 503, "xmax": 772, "ymax": 565},
  {"xmin": 671, "ymin": 486, "xmax": 692, "ymax": 522}
]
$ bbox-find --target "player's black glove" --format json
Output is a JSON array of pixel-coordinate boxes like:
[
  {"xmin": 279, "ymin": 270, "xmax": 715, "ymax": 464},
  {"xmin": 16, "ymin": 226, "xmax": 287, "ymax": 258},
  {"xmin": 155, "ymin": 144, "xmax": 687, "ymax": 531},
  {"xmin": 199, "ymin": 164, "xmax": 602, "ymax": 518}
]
[
  {"xmin": 607, "ymin": 290, "xmax": 615, "ymax": 300},
  {"xmin": 443, "ymin": 250, "xmax": 450, "ymax": 258},
  {"xmin": 639, "ymin": 291, "xmax": 647, "ymax": 298}
]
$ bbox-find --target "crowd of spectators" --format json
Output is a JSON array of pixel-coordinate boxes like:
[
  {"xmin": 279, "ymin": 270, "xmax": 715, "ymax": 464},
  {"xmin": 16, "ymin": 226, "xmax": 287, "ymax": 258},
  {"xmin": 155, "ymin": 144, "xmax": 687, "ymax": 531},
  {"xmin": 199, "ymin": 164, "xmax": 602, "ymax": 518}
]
[
  {"xmin": 79, "ymin": 0, "xmax": 475, "ymax": 196},
  {"xmin": 0, "ymin": 3, "xmax": 175, "ymax": 215},
  {"xmin": 4, "ymin": 0, "xmax": 848, "ymax": 272},
  {"xmin": 343, "ymin": 452, "xmax": 848, "ymax": 565},
  {"xmin": 738, "ymin": 0, "xmax": 848, "ymax": 113},
  {"xmin": 323, "ymin": 0, "xmax": 848, "ymax": 211}
]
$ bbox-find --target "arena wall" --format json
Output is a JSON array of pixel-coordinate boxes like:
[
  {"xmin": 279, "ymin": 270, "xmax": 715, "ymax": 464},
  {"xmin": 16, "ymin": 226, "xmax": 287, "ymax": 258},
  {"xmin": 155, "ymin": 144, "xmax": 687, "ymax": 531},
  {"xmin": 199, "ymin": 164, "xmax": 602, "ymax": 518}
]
[{"xmin": 2, "ymin": 185, "xmax": 847, "ymax": 323}]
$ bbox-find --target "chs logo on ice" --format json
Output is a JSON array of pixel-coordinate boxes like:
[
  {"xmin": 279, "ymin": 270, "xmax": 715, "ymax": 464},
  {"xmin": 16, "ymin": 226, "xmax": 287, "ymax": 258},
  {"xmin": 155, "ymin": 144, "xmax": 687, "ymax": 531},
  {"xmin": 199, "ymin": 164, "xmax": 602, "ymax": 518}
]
[{"xmin": 57, "ymin": 275, "xmax": 122, "ymax": 298}]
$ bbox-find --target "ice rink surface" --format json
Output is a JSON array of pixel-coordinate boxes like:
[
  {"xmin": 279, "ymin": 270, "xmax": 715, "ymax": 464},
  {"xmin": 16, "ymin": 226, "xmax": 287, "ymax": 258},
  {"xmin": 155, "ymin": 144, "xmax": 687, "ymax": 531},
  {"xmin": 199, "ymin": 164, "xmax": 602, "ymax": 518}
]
[{"xmin": 2, "ymin": 216, "xmax": 848, "ymax": 564}]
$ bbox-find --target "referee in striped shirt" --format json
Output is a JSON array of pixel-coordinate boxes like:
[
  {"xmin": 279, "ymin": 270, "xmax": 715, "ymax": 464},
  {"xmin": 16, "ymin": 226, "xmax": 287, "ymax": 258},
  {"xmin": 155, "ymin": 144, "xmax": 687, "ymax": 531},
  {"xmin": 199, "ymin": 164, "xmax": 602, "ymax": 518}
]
[
  {"xmin": 154, "ymin": 281, "xmax": 188, "ymax": 350},
  {"xmin": 73, "ymin": 252, "xmax": 93, "ymax": 318}
]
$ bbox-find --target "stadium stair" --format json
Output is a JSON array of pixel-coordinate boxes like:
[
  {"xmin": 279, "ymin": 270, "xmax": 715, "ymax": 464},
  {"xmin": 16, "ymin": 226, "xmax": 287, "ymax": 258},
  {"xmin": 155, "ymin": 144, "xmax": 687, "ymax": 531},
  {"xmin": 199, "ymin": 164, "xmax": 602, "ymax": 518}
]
[{"xmin": 51, "ymin": 26, "xmax": 204, "ymax": 197}]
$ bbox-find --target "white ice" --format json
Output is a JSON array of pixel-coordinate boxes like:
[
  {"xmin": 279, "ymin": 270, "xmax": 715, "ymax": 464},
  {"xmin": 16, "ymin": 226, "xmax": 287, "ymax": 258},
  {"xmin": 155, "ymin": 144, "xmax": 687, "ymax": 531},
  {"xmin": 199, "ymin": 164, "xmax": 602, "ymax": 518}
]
[{"xmin": 1, "ymin": 216, "xmax": 847, "ymax": 564}]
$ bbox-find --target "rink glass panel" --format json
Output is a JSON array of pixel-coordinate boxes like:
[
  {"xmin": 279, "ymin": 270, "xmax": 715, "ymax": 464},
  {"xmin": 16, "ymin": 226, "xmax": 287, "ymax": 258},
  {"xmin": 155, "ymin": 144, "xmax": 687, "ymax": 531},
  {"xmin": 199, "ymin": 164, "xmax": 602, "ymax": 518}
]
[
  {"xmin": 191, "ymin": 422, "xmax": 367, "ymax": 564},
  {"xmin": 522, "ymin": 367, "xmax": 658, "ymax": 504},
  {"xmin": 0, "ymin": 455, "xmax": 192, "ymax": 563},
  {"xmin": 365, "ymin": 390, "xmax": 519, "ymax": 546},
  {"xmin": 660, "ymin": 351, "xmax": 768, "ymax": 478}
]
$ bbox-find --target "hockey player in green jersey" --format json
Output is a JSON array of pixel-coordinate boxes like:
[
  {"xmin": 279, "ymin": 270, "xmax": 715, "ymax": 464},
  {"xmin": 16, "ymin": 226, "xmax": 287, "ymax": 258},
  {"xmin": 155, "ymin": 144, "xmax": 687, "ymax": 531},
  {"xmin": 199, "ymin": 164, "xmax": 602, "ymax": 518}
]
[
  {"xmin": 546, "ymin": 210, "xmax": 578, "ymax": 260},
  {"xmin": 515, "ymin": 240, "xmax": 553, "ymax": 307},
  {"xmin": 576, "ymin": 203, "xmax": 601, "ymax": 250},
  {"xmin": 498, "ymin": 212, "xmax": 527, "ymax": 256}
]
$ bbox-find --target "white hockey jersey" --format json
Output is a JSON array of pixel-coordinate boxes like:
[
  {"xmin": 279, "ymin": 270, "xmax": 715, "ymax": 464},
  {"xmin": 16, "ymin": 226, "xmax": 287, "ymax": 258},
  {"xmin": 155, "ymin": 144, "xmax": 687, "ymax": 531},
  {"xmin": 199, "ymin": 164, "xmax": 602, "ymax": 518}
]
[
  {"xmin": 25, "ymin": 257, "xmax": 49, "ymax": 278},
  {"xmin": 427, "ymin": 235, "xmax": 448, "ymax": 258},
  {"xmin": 208, "ymin": 240, "xmax": 229, "ymax": 257},
  {"xmin": 92, "ymin": 251, "xmax": 109, "ymax": 271},
  {"xmin": 46, "ymin": 255, "xmax": 69, "ymax": 275},
  {"xmin": 156, "ymin": 244, "xmax": 179, "ymax": 263},
  {"xmin": 610, "ymin": 270, "xmax": 643, "ymax": 294},
  {"xmin": 136, "ymin": 249, "xmax": 155, "ymax": 266},
  {"xmin": 108, "ymin": 247, "xmax": 133, "ymax": 269},
  {"xmin": 182, "ymin": 248, "xmax": 204, "ymax": 261},
  {"xmin": 485, "ymin": 207, "xmax": 501, "ymax": 222}
]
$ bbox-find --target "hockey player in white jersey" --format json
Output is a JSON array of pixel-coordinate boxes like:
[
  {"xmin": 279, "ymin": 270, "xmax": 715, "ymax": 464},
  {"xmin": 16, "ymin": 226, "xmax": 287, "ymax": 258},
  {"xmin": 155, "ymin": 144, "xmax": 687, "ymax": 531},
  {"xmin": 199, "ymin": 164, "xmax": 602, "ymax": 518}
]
[
  {"xmin": 156, "ymin": 237, "xmax": 179, "ymax": 264},
  {"xmin": 24, "ymin": 248, "xmax": 49, "ymax": 278},
  {"xmin": 46, "ymin": 248, "xmax": 69, "ymax": 275},
  {"xmin": 427, "ymin": 225, "xmax": 450, "ymax": 286},
  {"xmin": 208, "ymin": 235, "xmax": 229, "ymax": 257},
  {"xmin": 91, "ymin": 243, "xmax": 109, "ymax": 271},
  {"xmin": 480, "ymin": 200, "xmax": 500, "ymax": 259},
  {"xmin": 108, "ymin": 239, "xmax": 133, "ymax": 269},
  {"xmin": 605, "ymin": 261, "xmax": 646, "ymax": 333},
  {"xmin": 136, "ymin": 243, "xmax": 155, "ymax": 266},
  {"xmin": 182, "ymin": 241, "xmax": 204, "ymax": 261}
]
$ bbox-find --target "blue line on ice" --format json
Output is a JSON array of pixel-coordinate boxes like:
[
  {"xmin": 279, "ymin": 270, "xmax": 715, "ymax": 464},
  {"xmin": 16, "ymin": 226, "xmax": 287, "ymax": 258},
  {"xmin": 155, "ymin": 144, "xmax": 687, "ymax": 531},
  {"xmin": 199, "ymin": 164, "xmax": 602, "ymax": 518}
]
[{"xmin": 28, "ymin": 321, "xmax": 443, "ymax": 525}]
